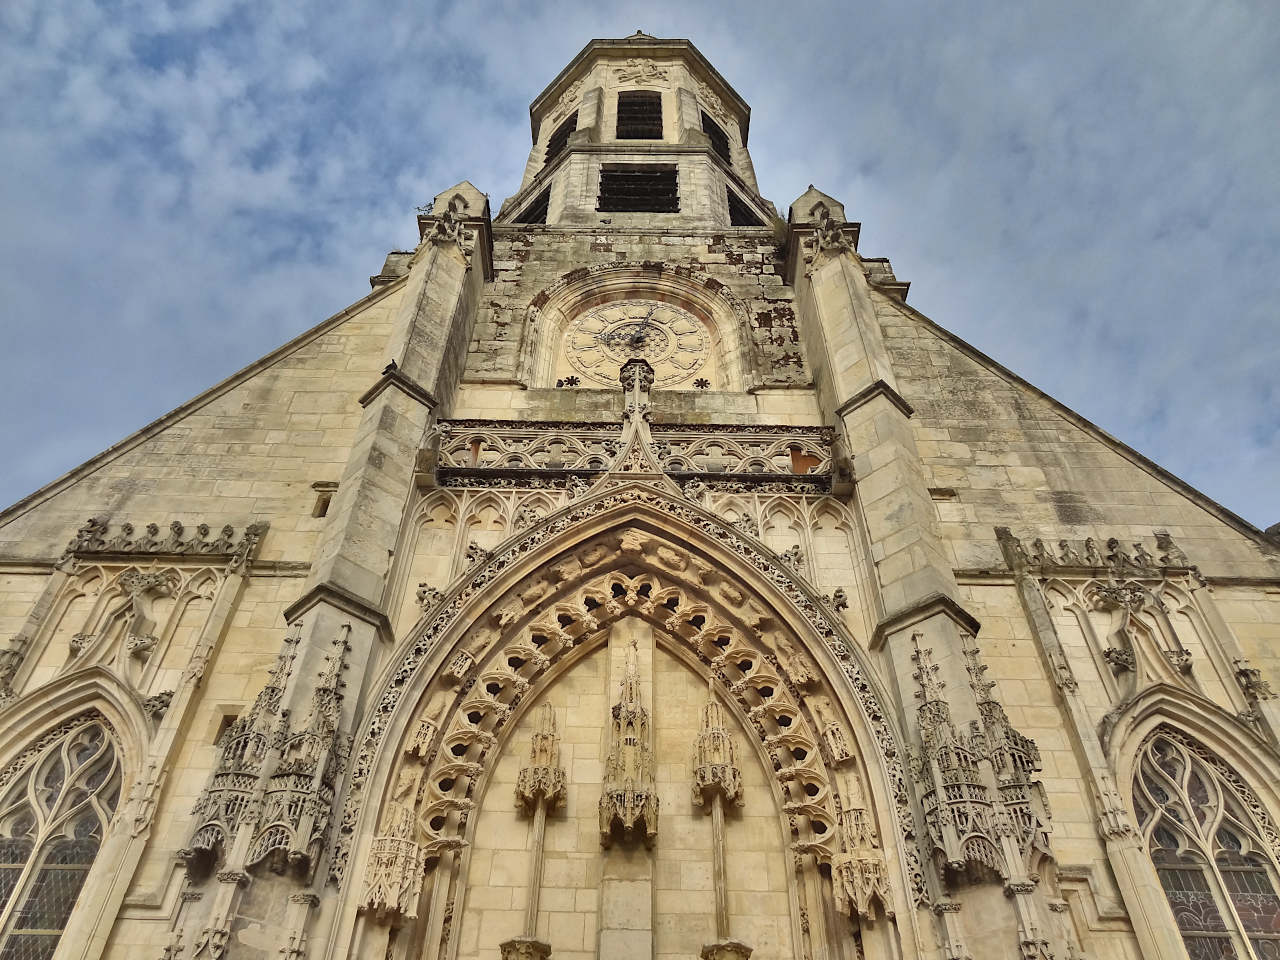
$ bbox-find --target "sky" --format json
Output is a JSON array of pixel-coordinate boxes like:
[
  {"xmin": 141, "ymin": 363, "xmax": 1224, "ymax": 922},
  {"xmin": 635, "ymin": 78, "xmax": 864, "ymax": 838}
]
[{"xmin": 0, "ymin": 0, "xmax": 1276, "ymax": 528}]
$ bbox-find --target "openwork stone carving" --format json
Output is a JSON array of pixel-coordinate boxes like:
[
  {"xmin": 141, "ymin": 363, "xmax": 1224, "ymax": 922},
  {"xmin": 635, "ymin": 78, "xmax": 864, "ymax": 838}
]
[
  {"xmin": 692, "ymin": 680, "xmax": 743, "ymax": 808},
  {"xmin": 183, "ymin": 628, "xmax": 350, "ymax": 882},
  {"xmin": 515, "ymin": 702, "xmax": 567, "ymax": 814},
  {"xmin": 600, "ymin": 637, "xmax": 658, "ymax": 847},
  {"xmin": 830, "ymin": 770, "xmax": 890, "ymax": 921},
  {"xmin": 910, "ymin": 636, "xmax": 1050, "ymax": 884},
  {"xmin": 435, "ymin": 418, "xmax": 831, "ymax": 490}
]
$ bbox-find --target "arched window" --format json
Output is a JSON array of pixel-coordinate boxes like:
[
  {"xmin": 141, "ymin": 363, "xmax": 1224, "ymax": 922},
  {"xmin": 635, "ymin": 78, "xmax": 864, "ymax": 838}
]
[
  {"xmin": 0, "ymin": 715, "xmax": 121, "ymax": 958},
  {"xmin": 1134, "ymin": 730, "xmax": 1280, "ymax": 959}
]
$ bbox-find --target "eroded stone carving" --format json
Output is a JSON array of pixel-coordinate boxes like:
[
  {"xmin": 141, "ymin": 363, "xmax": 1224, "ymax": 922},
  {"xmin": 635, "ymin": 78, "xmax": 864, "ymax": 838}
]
[
  {"xmin": 615, "ymin": 57, "xmax": 669, "ymax": 83},
  {"xmin": 58, "ymin": 518, "xmax": 266, "ymax": 571}
]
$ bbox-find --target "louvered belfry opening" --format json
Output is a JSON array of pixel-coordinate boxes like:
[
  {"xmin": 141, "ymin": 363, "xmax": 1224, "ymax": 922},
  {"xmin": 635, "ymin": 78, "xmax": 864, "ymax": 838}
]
[
  {"xmin": 727, "ymin": 188, "xmax": 763, "ymax": 227},
  {"xmin": 514, "ymin": 187, "xmax": 551, "ymax": 225},
  {"xmin": 544, "ymin": 112, "xmax": 577, "ymax": 166},
  {"xmin": 701, "ymin": 111, "xmax": 732, "ymax": 164},
  {"xmin": 597, "ymin": 166, "xmax": 679, "ymax": 213},
  {"xmin": 616, "ymin": 91, "xmax": 663, "ymax": 139}
]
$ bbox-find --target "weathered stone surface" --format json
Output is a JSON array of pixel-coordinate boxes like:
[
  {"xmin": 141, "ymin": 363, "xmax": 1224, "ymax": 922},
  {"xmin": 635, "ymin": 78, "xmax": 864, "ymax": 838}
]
[{"xmin": 0, "ymin": 28, "xmax": 1275, "ymax": 960}]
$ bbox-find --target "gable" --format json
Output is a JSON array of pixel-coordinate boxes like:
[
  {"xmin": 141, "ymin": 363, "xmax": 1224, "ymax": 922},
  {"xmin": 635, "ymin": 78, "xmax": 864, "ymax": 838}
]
[
  {"xmin": 870, "ymin": 291, "xmax": 1280, "ymax": 576},
  {"xmin": 0, "ymin": 283, "xmax": 409, "ymax": 563}
]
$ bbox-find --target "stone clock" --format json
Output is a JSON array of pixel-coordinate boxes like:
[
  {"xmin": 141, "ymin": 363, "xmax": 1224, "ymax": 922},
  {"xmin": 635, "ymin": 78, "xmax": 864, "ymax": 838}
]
[{"xmin": 564, "ymin": 299, "xmax": 711, "ymax": 388}]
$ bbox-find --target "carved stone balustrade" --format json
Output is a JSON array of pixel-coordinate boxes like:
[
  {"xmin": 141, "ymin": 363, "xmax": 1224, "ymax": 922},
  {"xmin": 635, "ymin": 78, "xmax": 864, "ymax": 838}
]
[{"xmin": 434, "ymin": 418, "xmax": 832, "ymax": 492}]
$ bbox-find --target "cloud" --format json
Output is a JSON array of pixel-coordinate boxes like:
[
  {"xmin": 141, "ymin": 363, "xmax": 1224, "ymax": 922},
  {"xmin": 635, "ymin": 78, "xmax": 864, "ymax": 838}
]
[{"xmin": 0, "ymin": 0, "xmax": 1276, "ymax": 527}]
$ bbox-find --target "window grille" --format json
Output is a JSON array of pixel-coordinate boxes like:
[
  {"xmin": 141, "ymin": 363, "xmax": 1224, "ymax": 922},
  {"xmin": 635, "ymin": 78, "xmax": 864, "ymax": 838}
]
[
  {"xmin": 513, "ymin": 188, "xmax": 551, "ymax": 225},
  {"xmin": 597, "ymin": 166, "xmax": 678, "ymax": 213},
  {"xmin": 1133, "ymin": 730, "xmax": 1280, "ymax": 959},
  {"xmin": 727, "ymin": 188, "xmax": 763, "ymax": 227},
  {"xmin": 701, "ymin": 111, "xmax": 732, "ymax": 164},
  {"xmin": 544, "ymin": 112, "xmax": 577, "ymax": 166},
  {"xmin": 0, "ymin": 715, "xmax": 120, "ymax": 957},
  {"xmin": 616, "ymin": 91, "xmax": 663, "ymax": 140}
]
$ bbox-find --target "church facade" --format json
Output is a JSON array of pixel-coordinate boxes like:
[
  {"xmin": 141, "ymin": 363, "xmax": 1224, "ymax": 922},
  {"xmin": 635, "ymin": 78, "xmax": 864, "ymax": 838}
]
[{"xmin": 1, "ymin": 31, "xmax": 1278, "ymax": 960}]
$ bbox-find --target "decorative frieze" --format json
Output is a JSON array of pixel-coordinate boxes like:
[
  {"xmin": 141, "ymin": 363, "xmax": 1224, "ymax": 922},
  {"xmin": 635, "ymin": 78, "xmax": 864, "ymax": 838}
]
[
  {"xmin": 434, "ymin": 417, "xmax": 831, "ymax": 491},
  {"xmin": 57, "ymin": 517, "xmax": 267, "ymax": 572},
  {"xmin": 998, "ymin": 528, "xmax": 1199, "ymax": 581}
]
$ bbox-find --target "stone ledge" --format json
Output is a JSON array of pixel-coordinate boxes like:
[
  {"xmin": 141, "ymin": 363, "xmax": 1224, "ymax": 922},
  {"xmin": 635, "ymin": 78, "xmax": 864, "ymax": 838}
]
[
  {"xmin": 282, "ymin": 581, "xmax": 393, "ymax": 642},
  {"xmin": 358, "ymin": 361, "xmax": 439, "ymax": 410},
  {"xmin": 835, "ymin": 379, "xmax": 914, "ymax": 421},
  {"xmin": 871, "ymin": 592, "xmax": 981, "ymax": 651}
]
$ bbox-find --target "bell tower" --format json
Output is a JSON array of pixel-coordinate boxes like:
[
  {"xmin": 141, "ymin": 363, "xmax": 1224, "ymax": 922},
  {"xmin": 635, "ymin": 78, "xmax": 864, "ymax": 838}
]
[{"xmin": 498, "ymin": 31, "xmax": 773, "ymax": 229}]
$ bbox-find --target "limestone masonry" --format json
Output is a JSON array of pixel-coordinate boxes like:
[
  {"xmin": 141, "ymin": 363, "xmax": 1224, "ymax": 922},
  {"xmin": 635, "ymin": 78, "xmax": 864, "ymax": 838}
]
[{"xmin": 1, "ymin": 30, "xmax": 1278, "ymax": 960}]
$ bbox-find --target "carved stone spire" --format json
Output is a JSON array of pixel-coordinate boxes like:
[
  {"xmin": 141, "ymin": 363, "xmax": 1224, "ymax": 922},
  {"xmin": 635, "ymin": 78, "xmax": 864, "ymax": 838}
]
[
  {"xmin": 692, "ymin": 677, "xmax": 744, "ymax": 808},
  {"xmin": 516, "ymin": 701, "xmax": 567, "ymax": 813},
  {"xmin": 502, "ymin": 702, "xmax": 565, "ymax": 960},
  {"xmin": 693, "ymin": 678, "xmax": 751, "ymax": 959},
  {"xmin": 599, "ymin": 636, "xmax": 658, "ymax": 846}
]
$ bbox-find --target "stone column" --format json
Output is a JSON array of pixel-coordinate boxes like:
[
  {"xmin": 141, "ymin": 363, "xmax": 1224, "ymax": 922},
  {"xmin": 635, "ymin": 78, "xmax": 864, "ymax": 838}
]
[
  {"xmin": 597, "ymin": 621, "xmax": 657, "ymax": 959},
  {"xmin": 500, "ymin": 702, "xmax": 567, "ymax": 960},
  {"xmin": 692, "ymin": 678, "xmax": 751, "ymax": 960}
]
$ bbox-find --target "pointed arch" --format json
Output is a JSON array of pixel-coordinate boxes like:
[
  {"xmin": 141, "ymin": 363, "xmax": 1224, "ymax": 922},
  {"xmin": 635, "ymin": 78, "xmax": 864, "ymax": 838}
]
[
  {"xmin": 332, "ymin": 483, "xmax": 926, "ymax": 953},
  {"xmin": 1108, "ymin": 684, "xmax": 1280, "ymax": 802},
  {"xmin": 0, "ymin": 673, "xmax": 146, "ymax": 960}
]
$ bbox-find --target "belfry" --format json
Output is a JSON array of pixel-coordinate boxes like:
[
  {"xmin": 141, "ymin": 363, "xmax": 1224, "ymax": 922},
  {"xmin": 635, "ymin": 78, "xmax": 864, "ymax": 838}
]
[{"xmin": 0, "ymin": 29, "xmax": 1278, "ymax": 960}]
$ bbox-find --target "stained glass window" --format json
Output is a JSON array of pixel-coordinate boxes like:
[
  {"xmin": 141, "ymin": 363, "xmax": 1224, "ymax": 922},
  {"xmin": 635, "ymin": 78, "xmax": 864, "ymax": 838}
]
[
  {"xmin": 0, "ymin": 716, "xmax": 120, "ymax": 957},
  {"xmin": 1135, "ymin": 730, "xmax": 1280, "ymax": 960}
]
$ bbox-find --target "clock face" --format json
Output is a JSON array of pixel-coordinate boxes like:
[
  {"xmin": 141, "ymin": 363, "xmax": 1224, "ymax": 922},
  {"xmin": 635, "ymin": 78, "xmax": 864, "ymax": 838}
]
[{"xmin": 564, "ymin": 299, "xmax": 711, "ymax": 387}]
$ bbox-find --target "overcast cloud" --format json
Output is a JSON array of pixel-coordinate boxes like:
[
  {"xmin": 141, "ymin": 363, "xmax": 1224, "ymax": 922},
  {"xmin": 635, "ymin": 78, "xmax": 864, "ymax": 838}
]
[{"xmin": 0, "ymin": 0, "xmax": 1276, "ymax": 527}]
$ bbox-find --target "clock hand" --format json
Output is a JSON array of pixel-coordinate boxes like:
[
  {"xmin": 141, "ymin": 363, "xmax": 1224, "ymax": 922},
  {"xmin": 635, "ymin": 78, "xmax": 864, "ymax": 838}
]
[{"xmin": 627, "ymin": 306, "xmax": 659, "ymax": 349}]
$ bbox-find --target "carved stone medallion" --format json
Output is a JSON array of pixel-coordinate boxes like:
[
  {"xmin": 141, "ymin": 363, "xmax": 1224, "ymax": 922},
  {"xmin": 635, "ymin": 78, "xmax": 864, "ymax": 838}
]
[{"xmin": 564, "ymin": 299, "xmax": 710, "ymax": 388}]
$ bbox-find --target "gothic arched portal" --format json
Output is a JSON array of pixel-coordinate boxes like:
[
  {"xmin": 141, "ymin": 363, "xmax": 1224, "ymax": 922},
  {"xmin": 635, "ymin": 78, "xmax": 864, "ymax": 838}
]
[{"xmin": 335, "ymin": 484, "xmax": 925, "ymax": 960}]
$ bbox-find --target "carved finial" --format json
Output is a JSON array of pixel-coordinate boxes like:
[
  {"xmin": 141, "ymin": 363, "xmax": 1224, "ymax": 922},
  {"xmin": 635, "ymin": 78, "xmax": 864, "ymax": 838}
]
[
  {"xmin": 909, "ymin": 633, "xmax": 945, "ymax": 704},
  {"xmin": 963, "ymin": 640, "xmax": 997, "ymax": 704},
  {"xmin": 600, "ymin": 634, "xmax": 658, "ymax": 846},
  {"xmin": 692, "ymin": 680, "xmax": 743, "ymax": 807},
  {"xmin": 516, "ymin": 703, "xmax": 567, "ymax": 814}
]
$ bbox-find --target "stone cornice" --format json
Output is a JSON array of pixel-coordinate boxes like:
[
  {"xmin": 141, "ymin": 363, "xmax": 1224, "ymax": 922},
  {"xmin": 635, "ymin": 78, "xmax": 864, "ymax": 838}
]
[
  {"xmin": 358, "ymin": 362, "xmax": 439, "ymax": 410},
  {"xmin": 835, "ymin": 379, "xmax": 914, "ymax": 421},
  {"xmin": 282, "ymin": 582, "xmax": 393, "ymax": 642},
  {"xmin": 871, "ymin": 592, "xmax": 982, "ymax": 651}
]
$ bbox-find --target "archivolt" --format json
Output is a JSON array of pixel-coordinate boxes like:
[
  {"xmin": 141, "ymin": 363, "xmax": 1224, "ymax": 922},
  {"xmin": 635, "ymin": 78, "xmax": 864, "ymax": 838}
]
[{"xmin": 334, "ymin": 482, "xmax": 924, "ymax": 906}]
